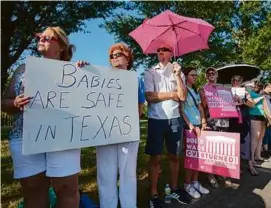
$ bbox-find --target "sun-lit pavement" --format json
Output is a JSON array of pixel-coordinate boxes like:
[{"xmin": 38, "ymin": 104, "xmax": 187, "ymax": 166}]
[{"xmin": 163, "ymin": 157, "xmax": 271, "ymax": 208}]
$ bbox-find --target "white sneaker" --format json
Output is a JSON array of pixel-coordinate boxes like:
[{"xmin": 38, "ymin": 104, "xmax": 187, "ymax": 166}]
[
  {"xmin": 184, "ymin": 184, "xmax": 201, "ymax": 199},
  {"xmin": 192, "ymin": 181, "xmax": 210, "ymax": 195}
]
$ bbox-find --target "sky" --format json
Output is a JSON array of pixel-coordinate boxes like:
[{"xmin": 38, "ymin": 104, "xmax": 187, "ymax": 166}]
[{"xmin": 68, "ymin": 18, "xmax": 145, "ymax": 76}]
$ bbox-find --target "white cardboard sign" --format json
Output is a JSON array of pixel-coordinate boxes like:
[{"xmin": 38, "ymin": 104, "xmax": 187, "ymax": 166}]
[
  {"xmin": 231, "ymin": 87, "xmax": 246, "ymax": 99},
  {"xmin": 23, "ymin": 57, "xmax": 139, "ymax": 155}
]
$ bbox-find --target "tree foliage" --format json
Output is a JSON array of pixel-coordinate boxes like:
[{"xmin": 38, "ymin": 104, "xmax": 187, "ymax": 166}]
[
  {"xmin": 103, "ymin": 1, "xmax": 271, "ymax": 86},
  {"xmin": 1, "ymin": 1, "xmax": 121, "ymax": 94}
]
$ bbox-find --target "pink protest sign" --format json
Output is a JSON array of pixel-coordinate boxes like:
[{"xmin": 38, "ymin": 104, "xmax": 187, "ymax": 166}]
[
  {"xmin": 204, "ymin": 84, "xmax": 238, "ymax": 118},
  {"xmin": 184, "ymin": 130, "xmax": 240, "ymax": 179}
]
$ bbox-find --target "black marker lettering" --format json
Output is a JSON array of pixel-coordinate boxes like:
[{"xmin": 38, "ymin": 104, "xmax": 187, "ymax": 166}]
[
  {"xmin": 58, "ymin": 64, "xmax": 77, "ymax": 88},
  {"xmin": 81, "ymin": 92, "xmax": 96, "ymax": 109},
  {"xmin": 93, "ymin": 116, "xmax": 108, "ymax": 139},
  {"xmin": 46, "ymin": 91, "xmax": 57, "ymax": 108},
  {"xmin": 77, "ymin": 75, "xmax": 89, "ymax": 88},
  {"xmin": 30, "ymin": 91, "xmax": 44, "ymax": 109},
  {"xmin": 65, "ymin": 116, "xmax": 80, "ymax": 142},
  {"xmin": 59, "ymin": 92, "xmax": 70, "ymax": 108},
  {"xmin": 109, "ymin": 116, "xmax": 122, "ymax": 137},
  {"xmin": 116, "ymin": 78, "xmax": 122, "ymax": 90},
  {"xmin": 44, "ymin": 125, "xmax": 56, "ymax": 140},
  {"xmin": 35, "ymin": 124, "xmax": 43, "ymax": 142},
  {"xmin": 123, "ymin": 116, "xmax": 132, "ymax": 135},
  {"xmin": 80, "ymin": 115, "xmax": 91, "ymax": 141},
  {"xmin": 116, "ymin": 94, "xmax": 124, "ymax": 108}
]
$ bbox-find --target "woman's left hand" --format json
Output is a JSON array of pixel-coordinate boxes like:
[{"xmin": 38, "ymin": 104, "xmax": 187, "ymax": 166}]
[
  {"xmin": 194, "ymin": 126, "xmax": 201, "ymax": 138},
  {"xmin": 76, "ymin": 61, "xmax": 90, "ymax": 68}
]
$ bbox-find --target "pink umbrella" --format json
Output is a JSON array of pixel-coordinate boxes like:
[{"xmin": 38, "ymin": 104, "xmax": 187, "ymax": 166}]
[{"xmin": 129, "ymin": 10, "xmax": 215, "ymax": 57}]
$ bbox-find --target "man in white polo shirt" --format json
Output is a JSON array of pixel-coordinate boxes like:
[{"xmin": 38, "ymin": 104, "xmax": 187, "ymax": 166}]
[{"xmin": 144, "ymin": 43, "xmax": 190, "ymax": 208}]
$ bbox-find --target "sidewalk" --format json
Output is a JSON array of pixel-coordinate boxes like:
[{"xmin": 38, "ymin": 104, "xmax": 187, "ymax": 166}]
[{"xmin": 163, "ymin": 159, "xmax": 271, "ymax": 208}]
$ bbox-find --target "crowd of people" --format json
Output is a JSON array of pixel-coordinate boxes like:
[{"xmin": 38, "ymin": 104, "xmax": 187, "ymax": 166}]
[{"xmin": 2, "ymin": 26, "xmax": 271, "ymax": 208}]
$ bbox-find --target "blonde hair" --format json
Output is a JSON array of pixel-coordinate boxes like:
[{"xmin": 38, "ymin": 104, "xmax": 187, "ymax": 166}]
[
  {"xmin": 46, "ymin": 26, "xmax": 75, "ymax": 61},
  {"xmin": 109, "ymin": 43, "xmax": 134, "ymax": 70},
  {"xmin": 231, "ymin": 75, "xmax": 243, "ymax": 84}
]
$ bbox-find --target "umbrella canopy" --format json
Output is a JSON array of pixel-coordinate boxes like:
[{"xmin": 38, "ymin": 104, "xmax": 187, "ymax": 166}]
[
  {"xmin": 129, "ymin": 10, "xmax": 215, "ymax": 57},
  {"xmin": 216, "ymin": 64, "xmax": 261, "ymax": 84}
]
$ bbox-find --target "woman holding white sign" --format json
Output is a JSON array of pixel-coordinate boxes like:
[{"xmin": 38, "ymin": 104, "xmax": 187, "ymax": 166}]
[
  {"xmin": 180, "ymin": 67, "xmax": 210, "ymax": 199},
  {"xmin": 95, "ymin": 43, "xmax": 145, "ymax": 208},
  {"xmin": 229, "ymin": 75, "xmax": 259, "ymax": 176},
  {"xmin": 248, "ymin": 81, "xmax": 267, "ymax": 166},
  {"xmin": 2, "ymin": 26, "xmax": 87, "ymax": 208}
]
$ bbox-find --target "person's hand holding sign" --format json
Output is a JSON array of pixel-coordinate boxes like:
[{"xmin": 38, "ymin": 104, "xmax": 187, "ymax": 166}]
[
  {"xmin": 76, "ymin": 61, "xmax": 90, "ymax": 68},
  {"xmin": 172, "ymin": 62, "xmax": 182, "ymax": 78},
  {"xmin": 233, "ymin": 95, "xmax": 242, "ymax": 105},
  {"xmin": 189, "ymin": 123, "xmax": 201, "ymax": 138},
  {"xmin": 14, "ymin": 94, "xmax": 33, "ymax": 111}
]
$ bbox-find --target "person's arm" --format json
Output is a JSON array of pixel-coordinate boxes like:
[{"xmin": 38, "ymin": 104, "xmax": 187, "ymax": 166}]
[
  {"xmin": 199, "ymin": 88, "xmax": 208, "ymax": 109},
  {"xmin": 180, "ymin": 102, "xmax": 201, "ymax": 137},
  {"xmin": 242, "ymin": 91, "xmax": 255, "ymax": 108},
  {"xmin": 180, "ymin": 102, "xmax": 192, "ymax": 129},
  {"xmin": 2, "ymin": 65, "xmax": 30, "ymax": 114},
  {"xmin": 173, "ymin": 62, "xmax": 186, "ymax": 101},
  {"xmin": 253, "ymin": 96, "xmax": 264, "ymax": 104},
  {"xmin": 138, "ymin": 103, "xmax": 144, "ymax": 117},
  {"xmin": 263, "ymin": 97, "xmax": 271, "ymax": 119},
  {"xmin": 138, "ymin": 78, "xmax": 145, "ymax": 117},
  {"xmin": 145, "ymin": 91, "xmax": 179, "ymax": 103},
  {"xmin": 198, "ymin": 103, "xmax": 207, "ymax": 129},
  {"xmin": 144, "ymin": 70, "xmax": 179, "ymax": 103}
]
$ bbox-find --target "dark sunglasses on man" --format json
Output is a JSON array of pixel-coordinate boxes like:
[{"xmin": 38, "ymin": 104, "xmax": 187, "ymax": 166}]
[
  {"xmin": 207, "ymin": 71, "xmax": 216, "ymax": 76},
  {"xmin": 157, "ymin": 47, "xmax": 171, "ymax": 53},
  {"xmin": 109, "ymin": 52, "xmax": 127, "ymax": 59}
]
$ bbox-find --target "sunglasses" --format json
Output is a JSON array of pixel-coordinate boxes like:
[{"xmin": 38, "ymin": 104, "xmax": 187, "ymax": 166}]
[
  {"xmin": 207, "ymin": 72, "xmax": 216, "ymax": 76},
  {"xmin": 189, "ymin": 74, "xmax": 198, "ymax": 77},
  {"xmin": 35, "ymin": 33, "xmax": 58, "ymax": 42},
  {"xmin": 110, "ymin": 52, "xmax": 127, "ymax": 59},
  {"xmin": 157, "ymin": 47, "xmax": 171, "ymax": 53}
]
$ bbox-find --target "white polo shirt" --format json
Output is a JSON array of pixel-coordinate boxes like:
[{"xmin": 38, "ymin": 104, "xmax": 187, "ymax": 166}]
[{"xmin": 144, "ymin": 62, "xmax": 185, "ymax": 120}]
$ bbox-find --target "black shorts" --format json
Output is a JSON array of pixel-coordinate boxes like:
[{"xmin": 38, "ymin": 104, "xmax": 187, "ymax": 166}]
[{"xmin": 145, "ymin": 118, "xmax": 184, "ymax": 156}]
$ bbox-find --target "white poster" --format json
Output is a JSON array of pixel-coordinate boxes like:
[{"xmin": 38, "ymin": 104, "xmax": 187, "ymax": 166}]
[
  {"xmin": 23, "ymin": 57, "xmax": 139, "ymax": 155},
  {"xmin": 231, "ymin": 87, "xmax": 246, "ymax": 99}
]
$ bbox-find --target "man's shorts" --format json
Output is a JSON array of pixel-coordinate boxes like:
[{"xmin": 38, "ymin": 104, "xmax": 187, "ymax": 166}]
[{"xmin": 145, "ymin": 117, "xmax": 183, "ymax": 156}]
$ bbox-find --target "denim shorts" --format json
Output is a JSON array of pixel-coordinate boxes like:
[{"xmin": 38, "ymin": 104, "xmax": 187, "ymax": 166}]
[{"xmin": 145, "ymin": 117, "xmax": 183, "ymax": 156}]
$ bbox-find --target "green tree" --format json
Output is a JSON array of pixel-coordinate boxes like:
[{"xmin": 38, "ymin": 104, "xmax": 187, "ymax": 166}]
[
  {"xmin": 1, "ymin": 1, "xmax": 121, "ymax": 94},
  {"xmin": 241, "ymin": 12, "xmax": 271, "ymax": 72},
  {"xmin": 103, "ymin": 1, "xmax": 271, "ymax": 86}
]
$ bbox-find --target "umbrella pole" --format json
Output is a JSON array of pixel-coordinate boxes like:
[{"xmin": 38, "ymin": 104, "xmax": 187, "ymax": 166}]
[{"xmin": 173, "ymin": 44, "xmax": 176, "ymax": 62}]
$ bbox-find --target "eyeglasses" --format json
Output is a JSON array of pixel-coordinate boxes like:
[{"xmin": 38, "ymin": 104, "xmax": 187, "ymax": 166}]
[
  {"xmin": 110, "ymin": 52, "xmax": 127, "ymax": 59},
  {"xmin": 189, "ymin": 74, "xmax": 198, "ymax": 77},
  {"xmin": 157, "ymin": 47, "xmax": 171, "ymax": 53},
  {"xmin": 35, "ymin": 33, "xmax": 58, "ymax": 42},
  {"xmin": 207, "ymin": 72, "xmax": 216, "ymax": 76}
]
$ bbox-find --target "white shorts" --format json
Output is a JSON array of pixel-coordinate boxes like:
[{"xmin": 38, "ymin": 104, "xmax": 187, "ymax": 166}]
[{"xmin": 9, "ymin": 139, "xmax": 81, "ymax": 179}]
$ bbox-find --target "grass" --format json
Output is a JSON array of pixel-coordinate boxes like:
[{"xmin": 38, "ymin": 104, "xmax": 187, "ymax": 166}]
[{"xmin": 1, "ymin": 120, "xmax": 186, "ymax": 208}]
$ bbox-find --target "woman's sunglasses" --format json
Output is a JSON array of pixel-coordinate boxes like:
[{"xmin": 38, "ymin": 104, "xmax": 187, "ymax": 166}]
[
  {"xmin": 35, "ymin": 33, "xmax": 58, "ymax": 42},
  {"xmin": 110, "ymin": 52, "xmax": 127, "ymax": 59},
  {"xmin": 157, "ymin": 47, "xmax": 171, "ymax": 53}
]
